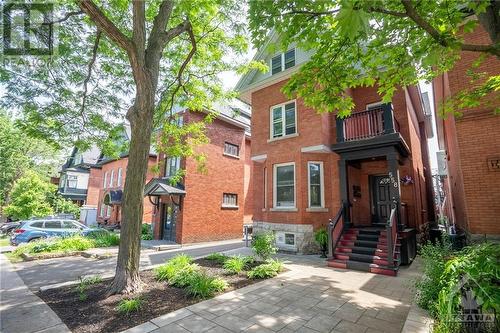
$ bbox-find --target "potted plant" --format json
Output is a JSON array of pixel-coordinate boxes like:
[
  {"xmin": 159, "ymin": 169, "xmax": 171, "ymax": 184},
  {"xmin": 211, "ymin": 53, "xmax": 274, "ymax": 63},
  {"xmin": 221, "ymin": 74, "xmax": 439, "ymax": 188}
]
[{"xmin": 314, "ymin": 228, "xmax": 328, "ymax": 258}]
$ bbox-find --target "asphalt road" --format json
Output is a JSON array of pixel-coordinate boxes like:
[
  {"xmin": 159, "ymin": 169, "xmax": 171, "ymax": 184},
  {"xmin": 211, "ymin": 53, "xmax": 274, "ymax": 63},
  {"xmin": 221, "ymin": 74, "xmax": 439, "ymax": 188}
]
[{"xmin": 13, "ymin": 240, "xmax": 245, "ymax": 291}]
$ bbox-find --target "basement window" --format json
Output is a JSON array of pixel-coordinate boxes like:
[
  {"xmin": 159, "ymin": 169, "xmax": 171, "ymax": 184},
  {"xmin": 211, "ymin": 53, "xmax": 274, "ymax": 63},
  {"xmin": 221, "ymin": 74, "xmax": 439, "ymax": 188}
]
[{"xmin": 222, "ymin": 193, "xmax": 238, "ymax": 208}]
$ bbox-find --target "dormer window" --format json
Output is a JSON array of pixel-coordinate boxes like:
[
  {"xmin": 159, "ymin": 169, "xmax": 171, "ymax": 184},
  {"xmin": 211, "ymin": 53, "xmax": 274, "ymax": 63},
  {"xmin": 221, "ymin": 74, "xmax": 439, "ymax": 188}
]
[{"xmin": 271, "ymin": 48, "xmax": 296, "ymax": 75}]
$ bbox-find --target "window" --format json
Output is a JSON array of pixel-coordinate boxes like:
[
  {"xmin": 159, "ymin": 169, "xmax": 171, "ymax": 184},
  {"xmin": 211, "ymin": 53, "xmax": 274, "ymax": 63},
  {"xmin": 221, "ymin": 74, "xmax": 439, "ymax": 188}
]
[
  {"xmin": 273, "ymin": 163, "xmax": 295, "ymax": 208},
  {"xmin": 222, "ymin": 193, "xmax": 238, "ymax": 207},
  {"xmin": 31, "ymin": 221, "xmax": 44, "ymax": 228},
  {"xmin": 66, "ymin": 175, "xmax": 77, "ymax": 188},
  {"xmin": 45, "ymin": 221, "xmax": 61, "ymax": 229},
  {"xmin": 308, "ymin": 162, "xmax": 324, "ymax": 208},
  {"xmin": 103, "ymin": 172, "xmax": 108, "ymax": 188},
  {"xmin": 100, "ymin": 204, "xmax": 105, "ymax": 217},
  {"xmin": 270, "ymin": 48, "xmax": 296, "ymax": 75},
  {"xmin": 117, "ymin": 168, "xmax": 122, "ymax": 187},
  {"xmin": 62, "ymin": 221, "xmax": 79, "ymax": 228},
  {"xmin": 109, "ymin": 169, "xmax": 114, "ymax": 188},
  {"xmin": 106, "ymin": 205, "xmax": 112, "ymax": 217},
  {"xmin": 271, "ymin": 101, "xmax": 296, "ymax": 139},
  {"xmin": 165, "ymin": 157, "xmax": 181, "ymax": 177},
  {"xmin": 224, "ymin": 142, "xmax": 239, "ymax": 157},
  {"xmin": 285, "ymin": 233, "xmax": 295, "ymax": 245}
]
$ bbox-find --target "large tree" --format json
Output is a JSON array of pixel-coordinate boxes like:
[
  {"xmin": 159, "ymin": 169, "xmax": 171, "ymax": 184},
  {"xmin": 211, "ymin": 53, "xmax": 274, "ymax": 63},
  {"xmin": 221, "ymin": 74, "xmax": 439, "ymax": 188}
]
[
  {"xmin": 1, "ymin": 0, "xmax": 247, "ymax": 293},
  {"xmin": 248, "ymin": 0, "xmax": 499, "ymax": 116}
]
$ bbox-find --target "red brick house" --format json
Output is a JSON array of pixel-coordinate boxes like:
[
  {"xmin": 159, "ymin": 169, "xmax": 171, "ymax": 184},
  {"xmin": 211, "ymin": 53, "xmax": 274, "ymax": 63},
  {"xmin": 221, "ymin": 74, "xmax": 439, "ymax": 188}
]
[
  {"xmin": 236, "ymin": 36, "xmax": 434, "ymax": 275},
  {"xmin": 433, "ymin": 25, "xmax": 500, "ymax": 239},
  {"xmin": 144, "ymin": 105, "xmax": 252, "ymax": 243}
]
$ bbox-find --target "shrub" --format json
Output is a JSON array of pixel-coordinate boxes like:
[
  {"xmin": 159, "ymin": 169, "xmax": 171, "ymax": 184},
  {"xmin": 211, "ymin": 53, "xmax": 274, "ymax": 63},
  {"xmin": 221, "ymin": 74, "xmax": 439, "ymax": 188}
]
[
  {"xmin": 86, "ymin": 230, "xmax": 120, "ymax": 247},
  {"xmin": 414, "ymin": 238, "xmax": 453, "ymax": 315},
  {"xmin": 186, "ymin": 271, "xmax": 228, "ymax": 299},
  {"xmin": 169, "ymin": 263, "xmax": 200, "ymax": 287},
  {"xmin": 247, "ymin": 259, "xmax": 283, "ymax": 279},
  {"xmin": 58, "ymin": 236, "xmax": 94, "ymax": 251},
  {"xmin": 31, "ymin": 241, "xmax": 60, "ymax": 253},
  {"xmin": 251, "ymin": 232, "xmax": 277, "ymax": 260},
  {"xmin": 76, "ymin": 275, "xmax": 102, "ymax": 301},
  {"xmin": 314, "ymin": 228, "xmax": 328, "ymax": 249},
  {"xmin": 223, "ymin": 256, "xmax": 246, "ymax": 274},
  {"xmin": 117, "ymin": 297, "xmax": 142, "ymax": 315},
  {"xmin": 154, "ymin": 254, "xmax": 193, "ymax": 282},
  {"xmin": 141, "ymin": 224, "xmax": 153, "ymax": 240},
  {"xmin": 205, "ymin": 252, "xmax": 229, "ymax": 264}
]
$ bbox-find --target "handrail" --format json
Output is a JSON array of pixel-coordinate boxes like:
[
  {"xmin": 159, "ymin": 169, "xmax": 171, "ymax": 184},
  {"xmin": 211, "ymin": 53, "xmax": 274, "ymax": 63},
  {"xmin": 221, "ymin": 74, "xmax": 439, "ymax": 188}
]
[
  {"xmin": 327, "ymin": 203, "xmax": 344, "ymax": 259},
  {"xmin": 386, "ymin": 207, "xmax": 398, "ymax": 268}
]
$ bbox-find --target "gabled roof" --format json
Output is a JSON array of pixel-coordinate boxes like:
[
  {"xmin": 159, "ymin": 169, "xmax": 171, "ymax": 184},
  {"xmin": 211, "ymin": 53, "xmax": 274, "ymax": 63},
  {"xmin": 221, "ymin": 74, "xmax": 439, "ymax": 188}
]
[
  {"xmin": 144, "ymin": 178, "xmax": 186, "ymax": 197},
  {"xmin": 61, "ymin": 145, "xmax": 101, "ymax": 172}
]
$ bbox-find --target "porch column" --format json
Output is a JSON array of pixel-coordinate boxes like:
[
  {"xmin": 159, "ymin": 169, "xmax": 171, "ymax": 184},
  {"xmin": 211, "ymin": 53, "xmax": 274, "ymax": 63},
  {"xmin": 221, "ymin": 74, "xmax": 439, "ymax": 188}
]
[
  {"xmin": 387, "ymin": 152, "xmax": 402, "ymax": 230},
  {"xmin": 338, "ymin": 158, "xmax": 350, "ymax": 227}
]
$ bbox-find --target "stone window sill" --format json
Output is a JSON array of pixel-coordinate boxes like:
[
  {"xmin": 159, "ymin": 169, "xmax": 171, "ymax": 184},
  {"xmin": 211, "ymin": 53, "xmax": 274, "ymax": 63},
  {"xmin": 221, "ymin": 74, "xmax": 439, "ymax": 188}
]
[
  {"xmin": 270, "ymin": 207, "xmax": 298, "ymax": 212},
  {"xmin": 223, "ymin": 153, "xmax": 240, "ymax": 159},
  {"xmin": 306, "ymin": 207, "xmax": 329, "ymax": 212},
  {"xmin": 267, "ymin": 133, "xmax": 299, "ymax": 143},
  {"xmin": 221, "ymin": 205, "xmax": 239, "ymax": 210}
]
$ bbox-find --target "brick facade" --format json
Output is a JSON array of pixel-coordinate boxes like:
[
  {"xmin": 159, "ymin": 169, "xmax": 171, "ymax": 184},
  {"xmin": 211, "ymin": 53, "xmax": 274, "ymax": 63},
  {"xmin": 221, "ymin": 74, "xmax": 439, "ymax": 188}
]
[
  {"xmin": 433, "ymin": 25, "xmax": 500, "ymax": 236},
  {"xmin": 151, "ymin": 109, "xmax": 252, "ymax": 243},
  {"xmin": 88, "ymin": 156, "xmax": 157, "ymax": 226},
  {"xmin": 248, "ymin": 80, "xmax": 432, "ymax": 253}
]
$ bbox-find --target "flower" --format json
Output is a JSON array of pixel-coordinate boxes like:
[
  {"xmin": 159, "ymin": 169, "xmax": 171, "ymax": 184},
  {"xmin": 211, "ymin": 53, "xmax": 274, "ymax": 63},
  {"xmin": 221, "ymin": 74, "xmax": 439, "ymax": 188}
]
[{"xmin": 400, "ymin": 175, "xmax": 414, "ymax": 185}]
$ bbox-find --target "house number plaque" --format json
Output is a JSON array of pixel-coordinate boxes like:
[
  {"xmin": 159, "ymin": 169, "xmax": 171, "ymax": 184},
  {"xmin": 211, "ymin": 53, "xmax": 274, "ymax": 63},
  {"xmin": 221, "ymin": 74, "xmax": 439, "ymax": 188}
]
[{"xmin": 487, "ymin": 157, "xmax": 500, "ymax": 171}]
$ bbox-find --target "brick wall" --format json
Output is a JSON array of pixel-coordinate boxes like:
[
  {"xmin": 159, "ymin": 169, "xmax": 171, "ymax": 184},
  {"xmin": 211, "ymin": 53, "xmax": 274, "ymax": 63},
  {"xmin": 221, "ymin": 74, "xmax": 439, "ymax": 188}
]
[{"xmin": 434, "ymin": 25, "xmax": 500, "ymax": 235}]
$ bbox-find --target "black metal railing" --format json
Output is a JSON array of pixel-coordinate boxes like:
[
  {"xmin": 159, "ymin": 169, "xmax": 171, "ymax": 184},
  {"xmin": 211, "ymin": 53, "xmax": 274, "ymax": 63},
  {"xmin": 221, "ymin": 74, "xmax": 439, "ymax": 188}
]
[
  {"xmin": 336, "ymin": 103, "xmax": 399, "ymax": 142},
  {"xmin": 386, "ymin": 206, "xmax": 399, "ymax": 268},
  {"xmin": 327, "ymin": 202, "xmax": 345, "ymax": 259}
]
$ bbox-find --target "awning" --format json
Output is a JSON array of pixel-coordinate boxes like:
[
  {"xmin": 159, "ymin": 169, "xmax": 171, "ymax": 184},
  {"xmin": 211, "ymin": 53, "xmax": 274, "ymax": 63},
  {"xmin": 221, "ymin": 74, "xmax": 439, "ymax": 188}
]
[
  {"xmin": 103, "ymin": 190, "xmax": 123, "ymax": 205},
  {"xmin": 144, "ymin": 178, "xmax": 186, "ymax": 197}
]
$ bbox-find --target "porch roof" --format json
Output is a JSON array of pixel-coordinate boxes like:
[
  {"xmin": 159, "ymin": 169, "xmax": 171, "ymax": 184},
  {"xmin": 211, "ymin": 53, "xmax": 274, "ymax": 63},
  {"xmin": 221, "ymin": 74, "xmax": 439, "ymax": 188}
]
[{"xmin": 144, "ymin": 178, "xmax": 186, "ymax": 197}]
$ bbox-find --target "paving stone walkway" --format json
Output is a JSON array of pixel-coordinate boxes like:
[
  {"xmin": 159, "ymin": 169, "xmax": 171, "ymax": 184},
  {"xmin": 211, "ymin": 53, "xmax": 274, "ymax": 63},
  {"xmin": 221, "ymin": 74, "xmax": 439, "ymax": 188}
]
[
  {"xmin": 0, "ymin": 254, "xmax": 70, "ymax": 333},
  {"xmin": 123, "ymin": 251, "xmax": 425, "ymax": 333}
]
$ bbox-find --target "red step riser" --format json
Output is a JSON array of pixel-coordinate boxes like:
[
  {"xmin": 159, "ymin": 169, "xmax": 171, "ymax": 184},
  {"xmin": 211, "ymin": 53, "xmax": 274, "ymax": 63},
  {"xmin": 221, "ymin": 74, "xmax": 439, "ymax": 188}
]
[
  {"xmin": 334, "ymin": 254, "xmax": 397, "ymax": 266},
  {"xmin": 327, "ymin": 261, "xmax": 347, "ymax": 269},
  {"xmin": 370, "ymin": 267, "xmax": 397, "ymax": 276}
]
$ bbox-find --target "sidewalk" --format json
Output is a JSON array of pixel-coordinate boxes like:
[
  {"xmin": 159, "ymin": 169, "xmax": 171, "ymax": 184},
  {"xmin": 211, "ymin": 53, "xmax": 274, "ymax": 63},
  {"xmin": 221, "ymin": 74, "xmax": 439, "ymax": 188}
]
[{"xmin": 0, "ymin": 254, "xmax": 70, "ymax": 333}]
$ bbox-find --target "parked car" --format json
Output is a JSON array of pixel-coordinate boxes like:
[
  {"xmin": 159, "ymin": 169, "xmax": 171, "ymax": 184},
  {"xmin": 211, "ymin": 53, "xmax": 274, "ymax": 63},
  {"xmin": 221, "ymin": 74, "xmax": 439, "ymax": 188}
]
[
  {"xmin": 0, "ymin": 222, "xmax": 21, "ymax": 236},
  {"xmin": 10, "ymin": 219, "xmax": 97, "ymax": 246}
]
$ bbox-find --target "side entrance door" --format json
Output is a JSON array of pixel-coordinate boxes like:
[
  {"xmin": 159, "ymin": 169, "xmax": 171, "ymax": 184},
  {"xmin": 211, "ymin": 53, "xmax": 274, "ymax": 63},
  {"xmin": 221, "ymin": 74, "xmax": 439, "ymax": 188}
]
[
  {"xmin": 372, "ymin": 175, "xmax": 392, "ymax": 224},
  {"xmin": 162, "ymin": 203, "xmax": 178, "ymax": 242}
]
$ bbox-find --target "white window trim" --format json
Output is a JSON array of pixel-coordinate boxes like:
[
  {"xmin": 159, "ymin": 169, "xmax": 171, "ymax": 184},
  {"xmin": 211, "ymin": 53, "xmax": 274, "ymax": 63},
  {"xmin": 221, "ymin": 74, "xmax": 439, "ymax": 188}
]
[
  {"xmin": 223, "ymin": 142, "xmax": 240, "ymax": 159},
  {"xmin": 273, "ymin": 162, "xmax": 296, "ymax": 209},
  {"xmin": 221, "ymin": 193, "xmax": 239, "ymax": 209},
  {"xmin": 269, "ymin": 100, "xmax": 297, "ymax": 140},
  {"xmin": 165, "ymin": 156, "xmax": 181, "ymax": 177},
  {"xmin": 307, "ymin": 161, "xmax": 325, "ymax": 209},
  {"xmin": 270, "ymin": 48, "xmax": 296, "ymax": 75},
  {"xmin": 106, "ymin": 205, "xmax": 112, "ymax": 218},
  {"xmin": 117, "ymin": 168, "xmax": 122, "ymax": 187},
  {"xmin": 263, "ymin": 167, "xmax": 267, "ymax": 211},
  {"xmin": 109, "ymin": 169, "xmax": 114, "ymax": 188},
  {"xmin": 103, "ymin": 172, "xmax": 108, "ymax": 189}
]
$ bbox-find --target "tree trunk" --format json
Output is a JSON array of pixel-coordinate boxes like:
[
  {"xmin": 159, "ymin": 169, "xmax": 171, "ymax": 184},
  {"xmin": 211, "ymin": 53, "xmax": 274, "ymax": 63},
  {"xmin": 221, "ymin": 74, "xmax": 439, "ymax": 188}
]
[{"xmin": 107, "ymin": 84, "xmax": 154, "ymax": 294}]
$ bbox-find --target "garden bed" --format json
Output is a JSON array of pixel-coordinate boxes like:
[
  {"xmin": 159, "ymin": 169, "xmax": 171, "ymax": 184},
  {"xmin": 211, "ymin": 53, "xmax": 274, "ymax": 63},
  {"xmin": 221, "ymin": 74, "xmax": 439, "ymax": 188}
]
[{"xmin": 38, "ymin": 256, "xmax": 279, "ymax": 333}]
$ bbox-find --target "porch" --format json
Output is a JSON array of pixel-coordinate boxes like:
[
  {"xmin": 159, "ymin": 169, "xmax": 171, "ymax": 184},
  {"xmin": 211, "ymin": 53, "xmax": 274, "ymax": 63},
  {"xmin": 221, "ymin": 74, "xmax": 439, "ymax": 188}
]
[{"xmin": 328, "ymin": 104, "xmax": 411, "ymax": 276}]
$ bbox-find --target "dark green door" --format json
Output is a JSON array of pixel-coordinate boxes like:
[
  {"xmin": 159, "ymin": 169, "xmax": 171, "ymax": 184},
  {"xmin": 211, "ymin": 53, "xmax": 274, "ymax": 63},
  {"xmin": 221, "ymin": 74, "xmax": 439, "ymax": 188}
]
[{"xmin": 162, "ymin": 203, "xmax": 177, "ymax": 242}]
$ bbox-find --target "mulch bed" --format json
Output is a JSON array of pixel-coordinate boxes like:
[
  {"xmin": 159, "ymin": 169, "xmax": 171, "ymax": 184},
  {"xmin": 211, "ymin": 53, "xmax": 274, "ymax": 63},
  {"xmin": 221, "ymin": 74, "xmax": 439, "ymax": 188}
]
[{"xmin": 38, "ymin": 258, "xmax": 268, "ymax": 333}]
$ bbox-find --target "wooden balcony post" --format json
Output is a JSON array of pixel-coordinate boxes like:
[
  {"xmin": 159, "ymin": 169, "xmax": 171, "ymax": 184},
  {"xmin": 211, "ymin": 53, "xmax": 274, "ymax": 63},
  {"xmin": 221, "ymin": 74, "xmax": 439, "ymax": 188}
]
[{"xmin": 382, "ymin": 103, "xmax": 395, "ymax": 134}]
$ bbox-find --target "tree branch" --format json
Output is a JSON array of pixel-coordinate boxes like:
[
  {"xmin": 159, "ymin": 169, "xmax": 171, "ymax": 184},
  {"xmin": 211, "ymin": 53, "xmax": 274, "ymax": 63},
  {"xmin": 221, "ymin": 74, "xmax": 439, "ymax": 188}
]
[
  {"xmin": 132, "ymin": 1, "xmax": 146, "ymax": 59},
  {"xmin": 147, "ymin": 0, "xmax": 175, "ymax": 52},
  {"xmin": 366, "ymin": 7, "xmax": 407, "ymax": 18},
  {"xmin": 80, "ymin": 29, "xmax": 101, "ymax": 126},
  {"xmin": 43, "ymin": 10, "xmax": 84, "ymax": 25},
  {"xmin": 77, "ymin": 0, "xmax": 133, "ymax": 52}
]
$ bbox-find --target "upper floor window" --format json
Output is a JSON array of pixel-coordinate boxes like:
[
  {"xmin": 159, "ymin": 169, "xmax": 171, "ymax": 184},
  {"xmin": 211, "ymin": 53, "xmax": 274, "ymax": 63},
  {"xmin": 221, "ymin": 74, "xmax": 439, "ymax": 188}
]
[
  {"xmin": 222, "ymin": 193, "xmax": 238, "ymax": 208},
  {"xmin": 271, "ymin": 49, "xmax": 296, "ymax": 75},
  {"xmin": 66, "ymin": 175, "xmax": 77, "ymax": 188},
  {"xmin": 308, "ymin": 162, "xmax": 324, "ymax": 208},
  {"xmin": 273, "ymin": 162, "xmax": 295, "ymax": 208},
  {"xmin": 271, "ymin": 101, "xmax": 296, "ymax": 139},
  {"xmin": 223, "ymin": 142, "xmax": 239, "ymax": 157},
  {"xmin": 103, "ymin": 172, "xmax": 108, "ymax": 188},
  {"xmin": 109, "ymin": 169, "xmax": 115, "ymax": 188},
  {"xmin": 165, "ymin": 157, "xmax": 181, "ymax": 177},
  {"xmin": 117, "ymin": 168, "xmax": 123, "ymax": 187}
]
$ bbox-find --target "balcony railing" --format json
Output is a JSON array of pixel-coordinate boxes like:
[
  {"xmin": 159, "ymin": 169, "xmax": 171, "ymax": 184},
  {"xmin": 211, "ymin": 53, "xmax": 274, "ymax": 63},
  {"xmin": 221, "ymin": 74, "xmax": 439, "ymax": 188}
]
[{"xmin": 336, "ymin": 103, "xmax": 400, "ymax": 143}]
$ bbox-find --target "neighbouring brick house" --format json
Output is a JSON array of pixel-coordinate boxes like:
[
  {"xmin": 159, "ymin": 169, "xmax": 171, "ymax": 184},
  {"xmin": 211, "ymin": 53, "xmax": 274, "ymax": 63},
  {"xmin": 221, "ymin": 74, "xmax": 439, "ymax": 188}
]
[
  {"xmin": 433, "ymin": 25, "xmax": 500, "ymax": 239},
  {"xmin": 85, "ymin": 127, "xmax": 157, "ymax": 227},
  {"xmin": 236, "ymin": 34, "xmax": 434, "ymax": 275},
  {"xmin": 144, "ymin": 105, "xmax": 252, "ymax": 243},
  {"xmin": 58, "ymin": 146, "xmax": 101, "ymax": 206}
]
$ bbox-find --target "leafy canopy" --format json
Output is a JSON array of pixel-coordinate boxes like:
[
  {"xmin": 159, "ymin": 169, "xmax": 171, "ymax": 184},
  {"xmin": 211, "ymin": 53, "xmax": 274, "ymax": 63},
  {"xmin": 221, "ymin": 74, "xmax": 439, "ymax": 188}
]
[{"xmin": 248, "ymin": 0, "xmax": 500, "ymax": 117}]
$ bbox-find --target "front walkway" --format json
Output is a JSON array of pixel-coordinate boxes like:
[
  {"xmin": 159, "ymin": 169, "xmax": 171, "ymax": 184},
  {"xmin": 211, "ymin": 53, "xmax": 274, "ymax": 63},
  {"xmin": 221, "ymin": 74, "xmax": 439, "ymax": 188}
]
[
  {"xmin": 123, "ymin": 250, "xmax": 424, "ymax": 333},
  {"xmin": 0, "ymin": 254, "xmax": 70, "ymax": 333}
]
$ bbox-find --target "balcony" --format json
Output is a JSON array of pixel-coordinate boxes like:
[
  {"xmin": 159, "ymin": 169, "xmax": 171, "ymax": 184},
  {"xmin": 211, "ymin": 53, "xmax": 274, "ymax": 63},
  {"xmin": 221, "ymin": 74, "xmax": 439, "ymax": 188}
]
[{"xmin": 332, "ymin": 103, "xmax": 408, "ymax": 157}]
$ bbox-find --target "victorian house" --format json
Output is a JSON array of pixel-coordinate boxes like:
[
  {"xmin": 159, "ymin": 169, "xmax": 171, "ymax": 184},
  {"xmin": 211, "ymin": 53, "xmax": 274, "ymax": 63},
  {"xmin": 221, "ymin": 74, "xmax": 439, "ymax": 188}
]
[{"xmin": 236, "ymin": 34, "xmax": 434, "ymax": 275}]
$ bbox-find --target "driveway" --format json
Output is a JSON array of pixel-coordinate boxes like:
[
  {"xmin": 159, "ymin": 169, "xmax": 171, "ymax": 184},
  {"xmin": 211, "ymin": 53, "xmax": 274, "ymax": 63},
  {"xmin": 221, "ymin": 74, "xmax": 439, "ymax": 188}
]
[
  {"xmin": 125, "ymin": 253, "xmax": 424, "ymax": 333},
  {"xmin": 13, "ymin": 240, "xmax": 245, "ymax": 291}
]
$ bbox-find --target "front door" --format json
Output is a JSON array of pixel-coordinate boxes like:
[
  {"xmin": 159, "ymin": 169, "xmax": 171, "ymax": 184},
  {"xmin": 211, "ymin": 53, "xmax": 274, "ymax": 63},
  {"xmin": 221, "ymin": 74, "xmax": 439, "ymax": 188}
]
[
  {"xmin": 162, "ymin": 203, "xmax": 178, "ymax": 242},
  {"xmin": 373, "ymin": 175, "xmax": 392, "ymax": 223}
]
